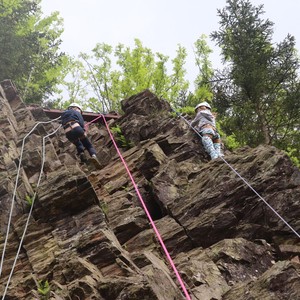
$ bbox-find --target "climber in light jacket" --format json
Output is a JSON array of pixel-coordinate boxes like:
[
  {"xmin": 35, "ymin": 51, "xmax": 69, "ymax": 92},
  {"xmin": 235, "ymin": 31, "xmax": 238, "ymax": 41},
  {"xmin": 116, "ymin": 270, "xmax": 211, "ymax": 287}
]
[
  {"xmin": 191, "ymin": 101, "xmax": 223, "ymax": 160},
  {"xmin": 61, "ymin": 103, "xmax": 97, "ymax": 163}
]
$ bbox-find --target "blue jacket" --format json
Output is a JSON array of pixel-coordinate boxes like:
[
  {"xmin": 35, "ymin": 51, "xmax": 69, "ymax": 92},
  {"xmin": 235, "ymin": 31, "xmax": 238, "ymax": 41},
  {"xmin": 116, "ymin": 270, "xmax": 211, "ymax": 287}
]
[{"xmin": 61, "ymin": 109, "xmax": 85, "ymax": 129}]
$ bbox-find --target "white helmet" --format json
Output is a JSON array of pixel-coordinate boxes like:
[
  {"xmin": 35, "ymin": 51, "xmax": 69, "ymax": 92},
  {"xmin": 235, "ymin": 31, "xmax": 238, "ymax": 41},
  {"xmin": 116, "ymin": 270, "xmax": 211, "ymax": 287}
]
[
  {"xmin": 68, "ymin": 103, "xmax": 82, "ymax": 113},
  {"xmin": 195, "ymin": 102, "xmax": 211, "ymax": 111}
]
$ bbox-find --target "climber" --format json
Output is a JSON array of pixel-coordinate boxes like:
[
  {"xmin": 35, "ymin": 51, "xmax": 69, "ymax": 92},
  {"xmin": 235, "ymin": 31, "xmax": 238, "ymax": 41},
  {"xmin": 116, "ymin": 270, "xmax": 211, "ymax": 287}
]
[
  {"xmin": 61, "ymin": 103, "xmax": 99, "ymax": 164},
  {"xmin": 191, "ymin": 101, "xmax": 223, "ymax": 160}
]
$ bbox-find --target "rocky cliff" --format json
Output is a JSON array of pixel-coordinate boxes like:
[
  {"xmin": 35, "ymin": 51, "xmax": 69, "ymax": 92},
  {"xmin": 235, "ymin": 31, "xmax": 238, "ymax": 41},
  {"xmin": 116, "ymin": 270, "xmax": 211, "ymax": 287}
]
[{"xmin": 0, "ymin": 79, "xmax": 299, "ymax": 300}]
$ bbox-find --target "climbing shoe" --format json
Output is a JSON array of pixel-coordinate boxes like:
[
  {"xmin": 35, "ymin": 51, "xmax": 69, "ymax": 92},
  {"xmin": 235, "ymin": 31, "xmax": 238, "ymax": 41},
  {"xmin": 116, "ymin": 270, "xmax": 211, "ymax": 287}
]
[
  {"xmin": 79, "ymin": 153, "xmax": 87, "ymax": 163},
  {"xmin": 90, "ymin": 154, "xmax": 101, "ymax": 169},
  {"xmin": 213, "ymin": 143, "xmax": 224, "ymax": 157}
]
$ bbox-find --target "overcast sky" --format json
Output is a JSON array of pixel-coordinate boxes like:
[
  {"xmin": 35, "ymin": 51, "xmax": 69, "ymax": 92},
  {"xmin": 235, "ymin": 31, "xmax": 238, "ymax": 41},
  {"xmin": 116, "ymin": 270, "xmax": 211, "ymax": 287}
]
[{"xmin": 40, "ymin": 0, "xmax": 300, "ymax": 86}]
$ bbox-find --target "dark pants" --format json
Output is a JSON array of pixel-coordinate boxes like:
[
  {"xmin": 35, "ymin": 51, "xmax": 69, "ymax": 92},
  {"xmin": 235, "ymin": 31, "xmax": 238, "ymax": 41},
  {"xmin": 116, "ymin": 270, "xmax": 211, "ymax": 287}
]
[{"xmin": 66, "ymin": 126, "xmax": 96, "ymax": 156}]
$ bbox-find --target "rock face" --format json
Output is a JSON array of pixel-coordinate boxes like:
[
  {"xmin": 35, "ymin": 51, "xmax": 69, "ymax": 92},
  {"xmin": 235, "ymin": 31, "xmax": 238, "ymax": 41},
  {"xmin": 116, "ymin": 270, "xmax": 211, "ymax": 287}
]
[{"xmin": 0, "ymin": 80, "xmax": 299, "ymax": 299}]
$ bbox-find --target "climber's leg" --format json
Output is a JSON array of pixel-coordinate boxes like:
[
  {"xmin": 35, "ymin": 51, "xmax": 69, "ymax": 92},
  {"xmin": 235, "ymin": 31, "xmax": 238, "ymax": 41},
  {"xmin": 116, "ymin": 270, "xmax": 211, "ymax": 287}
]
[{"xmin": 202, "ymin": 135, "xmax": 219, "ymax": 160}]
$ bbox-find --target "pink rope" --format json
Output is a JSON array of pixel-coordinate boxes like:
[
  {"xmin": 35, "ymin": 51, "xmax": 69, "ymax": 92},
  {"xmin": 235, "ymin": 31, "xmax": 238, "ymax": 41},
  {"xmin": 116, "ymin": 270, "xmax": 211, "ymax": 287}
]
[
  {"xmin": 84, "ymin": 114, "xmax": 103, "ymax": 131},
  {"xmin": 101, "ymin": 114, "xmax": 191, "ymax": 300}
]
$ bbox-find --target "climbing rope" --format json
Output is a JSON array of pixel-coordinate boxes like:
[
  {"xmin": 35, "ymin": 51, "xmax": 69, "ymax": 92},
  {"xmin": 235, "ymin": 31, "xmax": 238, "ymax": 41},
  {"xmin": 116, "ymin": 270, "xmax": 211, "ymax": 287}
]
[
  {"xmin": 101, "ymin": 114, "xmax": 192, "ymax": 300},
  {"xmin": 219, "ymin": 157, "xmax": 300, "ymax": 239},
  {"xmin": 84, "ymin": 114, "xmax": 103, "ymax": 131},
  {"xmin": 173, "ymin": 109, "xmax": 300, "ymax": 240},
  {"xmin": 1, "ymin": 123, "xmax": 62, "ymax": 300},
  {"xmin": 0, "ymin": 116, "xmax": 61, "ymax": 278}
]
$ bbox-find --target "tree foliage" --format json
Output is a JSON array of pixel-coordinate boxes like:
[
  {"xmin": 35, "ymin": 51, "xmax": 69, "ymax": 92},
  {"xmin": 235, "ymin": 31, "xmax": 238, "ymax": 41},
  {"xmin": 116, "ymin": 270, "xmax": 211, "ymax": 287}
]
[
  {"xmin": 0, "ymin": 0, "xmax": 66, "ymax": 103},
  {"xmin": 66, "ymin": 39, "xmax": 190, "ymax": 112},
  {"xmin": 190, "ymin": 35, "xmax": 214, "ymax": 107},
  {"xmin": 211, "ymin": 0, "xmax": 300, "ymax": 160},
  {"xmin": 58, "ymin": 36, "xmax": 214, "ymax": 115}
]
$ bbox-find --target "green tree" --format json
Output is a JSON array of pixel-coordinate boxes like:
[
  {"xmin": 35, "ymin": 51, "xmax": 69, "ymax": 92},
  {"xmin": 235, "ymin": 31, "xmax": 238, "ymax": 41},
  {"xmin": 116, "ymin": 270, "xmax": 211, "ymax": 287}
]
[
  {"xmin": 187, "ymin": 35, "xmax": 214, "ymax": 107},
  {"xmin": 114, "ymin": 39, "xmax": 189, "ymax": 105},
  {"xmin": 211, "ymin": 0, "xmax": 300, "ymax": 160},
  {"xmin": 81, "ymin": 43, "xmax": 120, "ymax": 112},
  {"xmin": 0, "ymin": 0, "xmax": 66, "ymax": 103},
  {"xmin": 73, "ymin": 39, "xmax": 189, "ymax": 112},
  {"xmin": 151, "ymin": 52, "xmax": 170, "ymax": 98},
  {"xmin": 169, "ymin": 44, "xmax": 189, "ymax": 106},
  {"xmin": 57, "ymin": 56, "xmax": 90, "ymax": 107}
]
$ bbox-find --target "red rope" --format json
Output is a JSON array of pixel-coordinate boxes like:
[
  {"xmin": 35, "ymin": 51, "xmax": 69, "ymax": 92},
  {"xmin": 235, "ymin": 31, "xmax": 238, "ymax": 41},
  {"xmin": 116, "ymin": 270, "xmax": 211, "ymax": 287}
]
[{"xmin": 101, "ymin": 114, "xmax": 191, "ymax": 300}]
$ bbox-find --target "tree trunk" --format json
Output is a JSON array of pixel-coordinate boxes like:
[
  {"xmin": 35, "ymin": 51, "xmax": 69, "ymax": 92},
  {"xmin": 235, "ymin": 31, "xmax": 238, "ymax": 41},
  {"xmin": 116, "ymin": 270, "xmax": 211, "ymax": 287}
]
[{"xmin": 256, "ymin": 104, "xmax": 270, "ymax": 144}]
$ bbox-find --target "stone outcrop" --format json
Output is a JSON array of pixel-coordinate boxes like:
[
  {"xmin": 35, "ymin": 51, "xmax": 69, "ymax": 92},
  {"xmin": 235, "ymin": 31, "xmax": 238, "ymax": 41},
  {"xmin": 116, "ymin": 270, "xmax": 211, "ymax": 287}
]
[{"xmin": 0, "ymin": 80, "xmax": 299, "ymax": 299}]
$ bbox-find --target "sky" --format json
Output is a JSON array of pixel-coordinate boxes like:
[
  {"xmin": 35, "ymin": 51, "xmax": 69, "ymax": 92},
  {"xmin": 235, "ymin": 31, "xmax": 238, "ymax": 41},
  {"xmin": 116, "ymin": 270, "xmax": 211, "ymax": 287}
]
[{"xmin": 40, "ymin": 0, "xmax": 300, "ymax": 88}]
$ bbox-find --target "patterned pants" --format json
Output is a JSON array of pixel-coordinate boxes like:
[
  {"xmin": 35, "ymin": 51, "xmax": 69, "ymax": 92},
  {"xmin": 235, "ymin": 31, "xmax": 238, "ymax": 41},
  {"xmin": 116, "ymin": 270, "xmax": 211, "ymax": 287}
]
[{"xmin": 199, "ymin": 127, "xmax": 222, "ymax": 160}]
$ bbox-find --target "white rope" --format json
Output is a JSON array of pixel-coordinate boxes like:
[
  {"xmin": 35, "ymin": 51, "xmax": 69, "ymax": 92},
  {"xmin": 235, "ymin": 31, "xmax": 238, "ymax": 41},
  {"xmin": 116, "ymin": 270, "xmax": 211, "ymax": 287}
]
[
  {"xmin": 1, "ymin": 123, "xmax": 62, "ymax": 300},
  {"xmin": 174, "ymin": 109, "xmax": 300, "ymax": 239},
  {"xmin": 219, "ymin": 156, "xmax": 300, "ymax": 239},
  {"xmin": 0, "ymin": 116, "xmax": 61, "ymax": 278}
]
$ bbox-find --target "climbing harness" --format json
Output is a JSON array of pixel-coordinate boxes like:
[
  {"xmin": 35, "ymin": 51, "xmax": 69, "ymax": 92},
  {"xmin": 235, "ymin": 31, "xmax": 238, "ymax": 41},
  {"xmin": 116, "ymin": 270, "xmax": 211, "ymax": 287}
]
[
  {"xmin": 1, "ymin": 118, "xmax": 61, "ymax": 300},
  {"xmin": 101, "ymin": 114, "xmax": 192, "ymax": 300},
  {"xmin": 172, "ymin": 107, "xmax": 300, "ymax": 240}
]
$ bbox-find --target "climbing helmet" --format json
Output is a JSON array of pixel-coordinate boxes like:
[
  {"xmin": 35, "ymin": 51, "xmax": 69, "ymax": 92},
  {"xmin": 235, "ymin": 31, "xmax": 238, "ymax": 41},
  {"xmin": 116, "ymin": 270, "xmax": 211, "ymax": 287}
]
[
  {"xmin": 68, "ymin": 103, "xmax": 83, "ymax": 113},
  {"xmin": 195, "ymin": 102, "xmax": 211, "ymax": 111}
]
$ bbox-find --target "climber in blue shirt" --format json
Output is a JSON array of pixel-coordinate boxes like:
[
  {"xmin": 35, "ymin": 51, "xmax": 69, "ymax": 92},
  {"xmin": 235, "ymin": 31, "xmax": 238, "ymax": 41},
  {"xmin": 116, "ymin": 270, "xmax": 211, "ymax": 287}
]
[{"xmin": 61, "ymin": 103, "xmax": 98, "ymax": 163}]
